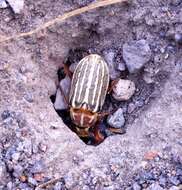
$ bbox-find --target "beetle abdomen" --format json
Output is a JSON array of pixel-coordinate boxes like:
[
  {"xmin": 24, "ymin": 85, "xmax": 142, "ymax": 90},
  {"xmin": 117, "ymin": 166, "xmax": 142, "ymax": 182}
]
[{"xmin": 69, "ymin": 54, "xmax": 109, "ymax": 113}]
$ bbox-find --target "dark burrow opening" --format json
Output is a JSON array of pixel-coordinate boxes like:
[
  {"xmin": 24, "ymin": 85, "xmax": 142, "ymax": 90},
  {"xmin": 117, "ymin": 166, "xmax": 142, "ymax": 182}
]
[{"xmin": 50, "ymin": 48, "xmax": 166, "ymax": 146}]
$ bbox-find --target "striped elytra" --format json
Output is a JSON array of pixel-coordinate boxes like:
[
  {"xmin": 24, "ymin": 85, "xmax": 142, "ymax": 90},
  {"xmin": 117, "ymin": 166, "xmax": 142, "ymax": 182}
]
[{"xmin": 69, "ymin": 54, "xmax": 109, "ymax": 114}]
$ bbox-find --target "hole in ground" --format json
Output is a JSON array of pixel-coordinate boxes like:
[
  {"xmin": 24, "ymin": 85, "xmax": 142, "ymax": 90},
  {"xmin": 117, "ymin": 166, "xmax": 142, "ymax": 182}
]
[{"xmin": 50, "ymin": 48, "xmax": 165, "ymax": 146}]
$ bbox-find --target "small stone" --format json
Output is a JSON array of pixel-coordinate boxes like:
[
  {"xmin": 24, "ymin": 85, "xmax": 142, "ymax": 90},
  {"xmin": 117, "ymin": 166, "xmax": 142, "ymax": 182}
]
[
  {"xmin": 144, "ymin": 151, "xmax": 159, "ymax": 160},
  {"xmin": 127, "ymin": 102, "xmax": 136, "ymax": 113},
  {"xmin": 28, "ymin": 177, "xmax": 38, "ymax": 186},
  {"xmin": 11, "ymin": 152, "xmax": 21, "ymax": 162},
  {"xmin": 6, "ymin": 0, "xmax": 24, "ymax": 14},
  {"xmin": 169, "ymin": 186, "xmax": 180, "ymax": 190},
  {"xmin": 107, "ymin": 108, "xmax": 125, "ymax": 128},
  {"xmin": 143, "ymin": 72, "xmax": 154, "ymax": 84},
  {"xmin": 0, "ymin": 0, "xmax": 7, "ymax": 8},
  {"xmin": 148, "ymin": 183, "xmax": 164, "ymax": 190},
  {"xmin": 31, "ymin": 160, "xmax": 45, "ymax": 174},
  {"xmin": 6, "ymin": 182, "xmax": 13, "ymax": 190},
  {"xmin": 1, "ymin": 110, "xmax": 11, "ymax": 120},
  {"xmin": 34, "ymin": 173, "xmax": 44, "ymax": 182},
  {"xmin": 23, "ymin": 92, "xmax": 34, "ymax": 103},
  {"xmin": 38, "ymin": 143, "xmax": 47, "ymax": 152},
  {"xmin": 0, "ymin": 161, "xmax": 7, "ymax": 184},
  {"xmin": 123, "ymin": 39, "xmax": 151, "ymax": 73},
  {"xmin": 54, "ymin": 182, "xmax": 63, "ymax": 190},
  {"xmin": 169, "ymin": 176, "xmax": 180, "ymax": 186},
  {"xmin": 174, "ymin": 33, "xmax": 182, "ymax": 44},
  {"xmin": 13, "ymin": 165, "xmax": 24, "ymax": 178},
  {"xmin": 20, "ymin": 175, "xmax": 27, "ymax": 182},
  {"xmin": 132, "ymin": 183, "xmax": 141, "ymax": 190},
  {"xmin": 103, "ymin": 49, "xmax": 121, "ymax": 79},
  {"xmin": 112, "ymin": 79, "xmax": 135, "ymax": 101},
  {"xmin": 159, "ymin": 175, "xmax": 167, "ymax": 187},
  {"xmin": 54, "ymin": 76, "xmax": 71, "ymax": 110}
]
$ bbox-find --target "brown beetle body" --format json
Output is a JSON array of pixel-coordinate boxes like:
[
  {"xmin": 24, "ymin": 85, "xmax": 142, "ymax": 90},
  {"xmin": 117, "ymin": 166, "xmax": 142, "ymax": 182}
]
[{"xmin": 69, "ymin": 54, "xmax": 109, "ymax": 136}]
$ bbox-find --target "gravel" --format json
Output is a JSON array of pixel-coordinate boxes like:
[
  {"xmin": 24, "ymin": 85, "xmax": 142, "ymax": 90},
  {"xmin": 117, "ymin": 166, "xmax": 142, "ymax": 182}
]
[{"xmin": 123, "ymin": 40, "xmax": 152, "ymax": 73}]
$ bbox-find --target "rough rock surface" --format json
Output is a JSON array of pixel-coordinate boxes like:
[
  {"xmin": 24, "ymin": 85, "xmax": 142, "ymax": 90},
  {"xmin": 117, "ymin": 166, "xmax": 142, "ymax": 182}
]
[
  {"xmin": 6, "ymin": 0, "xmax": 24, "ymax": 14},
  {"xmin": 0, "ymin": 0, "xmax": 182, "ymax": 189},
  {"xmin": 107, "ymin": 108, "xmax": 125, "ymax": 128},
  {"xmin": 123, "ymin": 39, "xmax": 152, "ymax": 73}
]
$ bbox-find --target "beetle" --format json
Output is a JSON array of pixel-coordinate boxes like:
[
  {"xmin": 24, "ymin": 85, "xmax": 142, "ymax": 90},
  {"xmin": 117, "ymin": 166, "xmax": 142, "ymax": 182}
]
[{"xmin": 59, "ymin": 54, "xmax": 125, "ymax": 143}]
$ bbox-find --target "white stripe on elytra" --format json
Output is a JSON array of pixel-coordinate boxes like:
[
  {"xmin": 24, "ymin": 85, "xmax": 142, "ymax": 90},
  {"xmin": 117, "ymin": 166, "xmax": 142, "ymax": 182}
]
[
  {"xmin": 94, "ymin": 59, "xmax": 104, "ymax": 112},
  {"xmin": 77, "ymin": 57, "xmax": 89, "ymax": 104},
  {"xmin": 92, "ymin": 58, "xmax": 100, "ymax": 112},
  {"xmin": 82, "ymin": 55, "xmax": 96, "ymax": 109},
  {"xmin": 71, "ymin": 58, "xmax": 86, "ymax": 107}
]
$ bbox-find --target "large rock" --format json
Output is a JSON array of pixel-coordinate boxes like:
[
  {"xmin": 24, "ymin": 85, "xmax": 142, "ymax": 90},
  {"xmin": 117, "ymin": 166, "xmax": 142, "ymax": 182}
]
[
  {"xmin": 6, "ymin": 0, "xmax": 24, "ymax": 14},
  {"xmin": 123, "ymin": 39, "xmax": 151, "ymax": 73}
]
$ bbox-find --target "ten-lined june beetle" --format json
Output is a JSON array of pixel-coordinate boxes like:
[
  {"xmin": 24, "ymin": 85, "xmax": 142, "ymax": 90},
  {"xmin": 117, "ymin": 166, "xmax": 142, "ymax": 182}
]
[{"xmin": 69, "ymin": 54, "xmax": 110, "ymax": 137}]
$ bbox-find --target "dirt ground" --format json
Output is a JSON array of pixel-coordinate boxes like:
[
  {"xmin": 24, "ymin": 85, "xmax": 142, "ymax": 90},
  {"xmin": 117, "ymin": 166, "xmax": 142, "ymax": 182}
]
[{"xmin": 0, "ymin": 0, "xmax": 182, "ymax": 189}]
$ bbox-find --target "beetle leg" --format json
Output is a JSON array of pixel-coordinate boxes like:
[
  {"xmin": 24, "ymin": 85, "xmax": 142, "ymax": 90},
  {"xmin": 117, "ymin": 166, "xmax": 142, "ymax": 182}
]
[
  {"xmin": 91, "ymin": 124, "xmax": 106, "ymax": 145},
  {"xmin": 107, "ymin": 79, "xmax": 120, "ymax": 94},
  {"xmin": 98, "ymin": 108, "xmax": 118, "ymax": 119},
  {"xmin": 106, "ymin": 127, "xmax": 126, "ymax": 135},
  {"xmin": 63, "ymin": 63, "xmax": 73, "ymax": 79}
]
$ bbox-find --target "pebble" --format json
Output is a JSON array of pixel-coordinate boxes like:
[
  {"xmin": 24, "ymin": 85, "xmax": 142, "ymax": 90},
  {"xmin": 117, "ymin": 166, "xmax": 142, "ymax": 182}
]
[
  {"xmin": 123, "ymin": 39, "xmax": 151, "ymax": 73},
  {"xmin": 0, "ymin": 0, "xmax": 7, "ymax": 8},
  {"xmin": 11, "ymin": 152, "xmax": 21, "ymax": 162},
  {"xmin": 54, "ymin": 76, "xmax": 71, "ymax": 110},
  {"xmin": 28, "ymin": 177, "xmax": 38, "ymax": 186},
  {"xmin": 30, "ymin": 160, "xmax": 45, "ymax": 174},
  {"xmin": 38, "ymin": 142, "xmax": 47, "ymax": 152},
  {"xmin": 147, "ymin": 183, "xmax": 164, "ymax": 190},
  {"xmin": 103, "ymin": 49, "xmax": 121, "ymax": 79},
  {"xmin": 6, "ymin": 0, "xmax": 24, "ymax": 14},
  {"xmin": 0, "ymin": 161, "xmax": 7, "ymax": 183},
  {"xmin": 107, "ymin": 108, "xmax": 125, "ymax": 128},
  {"xmin": 144, "ymin": 151, "xmax": 159, "ymax": 160},
  {"xmin": 6, "ymin": 182, "xmax": 13, "ymax": 190},
  {"xmin": 143, "ymin": 72, "xmax": 154, "ymax": 84},
  {"xmin": 112, "ymin": 79, "xmax": 135, "ymax": 101},
  {"xmin": 12, "ymin": 165, "xmax": 24, "ymax": 178},
  {"xmin": 169, "ymin": 176, "xmax": 180, "ymax": 186},
  {"xmin": 169, "ymin": 186, "xmax": 180, "ymax": 190},
  {"xmin": 1, "ymin": 110, "xmax": 11, "ymax": 120},
  {"xmin": 132, "ymin": 182, "xmax": 141, "ymax": 190},
  {"xmin": 54, "ymin": 182, "xmax": 63, "ymax": 190},
  {"xmin": 159, "ymin": 175, "xmax": 167, "ymax": 187},
  {"xmin": 174, "ymin": 33, "xmax": 182, "ymax": 44}
]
